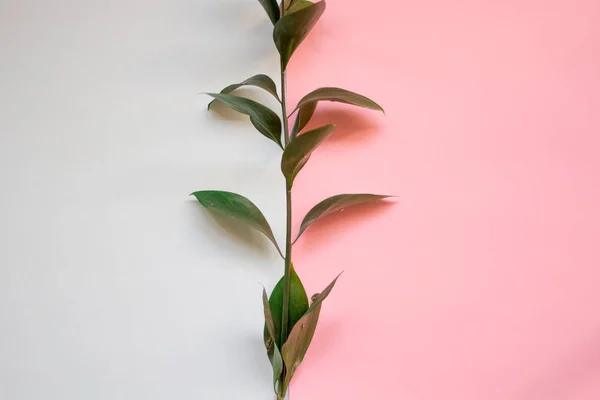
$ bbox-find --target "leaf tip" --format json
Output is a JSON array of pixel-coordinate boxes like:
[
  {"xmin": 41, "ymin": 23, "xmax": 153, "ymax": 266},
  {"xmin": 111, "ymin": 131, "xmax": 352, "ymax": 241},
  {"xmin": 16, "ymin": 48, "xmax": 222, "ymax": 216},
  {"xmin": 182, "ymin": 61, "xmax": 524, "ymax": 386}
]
[
  {"xmin": 291, "ymin": 234, "xmax": 300, "ymax": 246},
  {"xmin": 199, "ymin": 92, "xmax": 217, "ymax": 110}
]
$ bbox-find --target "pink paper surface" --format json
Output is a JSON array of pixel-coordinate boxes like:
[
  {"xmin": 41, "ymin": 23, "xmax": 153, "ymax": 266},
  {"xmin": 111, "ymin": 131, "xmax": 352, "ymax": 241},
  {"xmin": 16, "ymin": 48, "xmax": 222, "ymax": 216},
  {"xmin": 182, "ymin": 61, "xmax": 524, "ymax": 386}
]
[{"xmin": 288, "ymin": 1, "xmax": 600, "ymax": 399}]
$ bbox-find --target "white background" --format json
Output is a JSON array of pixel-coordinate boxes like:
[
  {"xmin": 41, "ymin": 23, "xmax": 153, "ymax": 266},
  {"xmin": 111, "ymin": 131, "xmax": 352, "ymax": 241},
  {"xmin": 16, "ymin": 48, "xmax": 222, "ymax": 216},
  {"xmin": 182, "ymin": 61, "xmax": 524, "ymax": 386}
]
[{"xmin": 0, "ymin": 1, "xmax": 287, "ymax": 399}]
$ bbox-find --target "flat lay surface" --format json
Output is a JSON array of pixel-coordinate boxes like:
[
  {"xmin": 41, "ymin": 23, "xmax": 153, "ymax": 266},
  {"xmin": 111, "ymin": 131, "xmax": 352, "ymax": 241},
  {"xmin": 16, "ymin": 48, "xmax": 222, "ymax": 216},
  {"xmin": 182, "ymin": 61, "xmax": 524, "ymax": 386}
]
[{"xmin": 1, "ymin": 1, "xmax": 599, "ymax": 399}]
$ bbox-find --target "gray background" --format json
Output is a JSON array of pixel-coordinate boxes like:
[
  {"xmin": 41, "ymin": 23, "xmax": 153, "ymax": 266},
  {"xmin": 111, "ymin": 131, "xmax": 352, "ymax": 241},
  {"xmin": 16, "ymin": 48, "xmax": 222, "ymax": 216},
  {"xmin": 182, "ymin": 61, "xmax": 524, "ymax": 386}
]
[{"xmin": 0, "ymin": 0, "xmax": 287, "ymax": 398}]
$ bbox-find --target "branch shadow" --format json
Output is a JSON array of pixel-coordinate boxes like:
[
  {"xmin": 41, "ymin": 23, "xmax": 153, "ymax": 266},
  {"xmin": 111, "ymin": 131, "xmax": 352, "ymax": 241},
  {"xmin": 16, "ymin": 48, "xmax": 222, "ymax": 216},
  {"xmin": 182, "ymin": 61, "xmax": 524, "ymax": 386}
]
[{"xmin": 295, "ymin": 200, "xmax": 396, "ymax": 250}]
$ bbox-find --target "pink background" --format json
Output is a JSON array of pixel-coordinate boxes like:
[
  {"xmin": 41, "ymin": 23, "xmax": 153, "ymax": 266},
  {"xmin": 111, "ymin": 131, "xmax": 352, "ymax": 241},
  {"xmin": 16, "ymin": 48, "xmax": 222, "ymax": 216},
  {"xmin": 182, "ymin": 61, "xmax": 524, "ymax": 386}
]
[
  {"xmin": 1, "ymin": 0, "xmax": 598, "ymax": 399},
  {"xmin": 289, "ymin": 0, "xmax": 600, "ymax": 399}
]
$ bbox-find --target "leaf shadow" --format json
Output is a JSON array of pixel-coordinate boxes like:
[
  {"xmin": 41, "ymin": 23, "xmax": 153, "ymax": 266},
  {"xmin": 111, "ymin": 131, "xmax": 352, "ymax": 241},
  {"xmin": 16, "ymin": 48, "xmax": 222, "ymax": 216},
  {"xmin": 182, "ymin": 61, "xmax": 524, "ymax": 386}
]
[
  {"xmin": 295, "ymin": 200, "xmax": 396, "ymax": 250},
  {"xmin": 291, "ymin": 318, "xmax": 343, "ymax": 380},
  {"xmin": 241, "ymin": 334, "xmax": 273, "ymax": 381},
  {"xmin": 188, "ymin": 200, "xmax": 274, "ymax": 259},
  {"xmin": 300, "ymin": 107, "xmax": 382, "ymax": 144},
  {"xmin": 309, "ymin": 317, "xmax": 343, "ymax": 358},
  {"xmin": 522, "ymin": 329, "xmax": 600, "ymax": 400}
]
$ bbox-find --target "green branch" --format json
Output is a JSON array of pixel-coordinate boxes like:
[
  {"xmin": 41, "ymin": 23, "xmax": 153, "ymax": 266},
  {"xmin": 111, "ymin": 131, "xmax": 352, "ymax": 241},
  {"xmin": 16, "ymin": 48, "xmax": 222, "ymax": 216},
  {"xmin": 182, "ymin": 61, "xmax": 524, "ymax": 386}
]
[{"xmin": 279, "ymin": 0, "xmax": 293, "ymax": 364}]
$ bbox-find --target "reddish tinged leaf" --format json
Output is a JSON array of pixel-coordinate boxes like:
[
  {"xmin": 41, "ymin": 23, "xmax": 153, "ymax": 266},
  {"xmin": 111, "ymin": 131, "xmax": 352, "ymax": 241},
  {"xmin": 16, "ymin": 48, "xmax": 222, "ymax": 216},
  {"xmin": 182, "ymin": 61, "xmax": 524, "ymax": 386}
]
[
  {"xmin": 262, "ymin": 288, "xmax": 284, "ymax": 394},
  {"xmin": 280, "ymin": 273, "xmax": 341, "ymax": 389}
]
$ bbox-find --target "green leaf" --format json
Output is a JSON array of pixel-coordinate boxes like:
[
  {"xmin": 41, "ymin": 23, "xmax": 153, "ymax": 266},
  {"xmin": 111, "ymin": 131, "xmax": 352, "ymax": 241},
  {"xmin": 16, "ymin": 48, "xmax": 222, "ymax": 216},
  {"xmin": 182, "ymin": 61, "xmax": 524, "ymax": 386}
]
[
  {"xmin": 191, "ymin": 190, "xmax": 284, "ymax": 257},
  {"xmin": 290, "ymin": 100, "xmax": 316, "ymax": 139},
  {"xmin": 293, "ymin": 87, "xmax": 385, "ymax": 113},
  {"xmin": 280, "ymin": 273, "xmax": 341, "ymax": 390},
  {"xmin": 294, "ymin": 194, "xmax": 392, "ymax": 242},
  {"xmin": 291, "ymin": 87, "xmax": 384, "ymax": 134},
  {"xmin": 262, "ymin": 288, "xmax": 284, "ymax": 394},
  {"xmin": 207, "ymin": 74, "xmax": 280, "ymax": 110},
  {"xmin": 281, "ymin": 124, "xmax": 335, "ymax": 187},
  {"xmin": 206, "ymin": 93, "xmax": 283, "ymax": 148},
  {"xmin": 264, "ymin": 264, "xmax": 309, "ymax": 348},
  {"xmin": 274, "ymin": 0, "xmax": 326, "ymax": 71},
  {"xmin": 282, "ymin": 0, "xmax": 314, "ymax": 13},
  {"xmin": 258, "ymin": 0, "xmax": 280, "ymax": 25}
]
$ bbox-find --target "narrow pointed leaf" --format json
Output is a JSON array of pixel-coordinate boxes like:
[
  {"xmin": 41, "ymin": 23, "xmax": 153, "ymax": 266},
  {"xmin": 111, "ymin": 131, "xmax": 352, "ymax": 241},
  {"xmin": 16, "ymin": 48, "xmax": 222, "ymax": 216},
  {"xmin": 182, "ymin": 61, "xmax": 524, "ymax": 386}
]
[
  {"xmin": 262, "ymin": 289, "xmax": 284, "ymax": 394},
  {"xmin": 191, "ymin": 190, "xmax": 284, "ymax": 257},
  {"xmin": 295, "ymin": 194, "xmax": 392, "ymax": 242},
  {"xmin": 206, "ymin": 93, "xmax": 282, "ymax": 148},
  {"xmin": 264, "ymin": 264, "xmax": 309, "ymax": 348},
  {"xmin": 290, "ymin": 87, "xmax": 384, "ymax": 132},
  {"xmin": 258, "ymin": 0, "xmax": 280, "ymax": 25},
  {"xmin": 207, "ymin": 74, "xmax": 280, "ymax": 110},
  {"xmin": 293, "ymin": 87, "xmax": 384, "ymax": 113},
  {"xmin": 281, "ymin": 124, "xmax": 335, "ymax": 187},
  {"xmin": 305, "ymin": 272, "xmax": 341, "ymax": 314},
  {"xmin": 262, "ymin": 290, "xmax": 278, "ymax": 346},
  {"xmin": 280, "ymin": 273, "xmax": 341, "ymax": 389},
  {"xmin": 281, "ymin": 306, "xmax": 320, "ymax": 394},
  {"xmin": 290, "ymin": 100, "xmax": 317, "ymax": 139},
  {"xmin": 274, "ymin": 0, "xmax": 326, "ymax": 71}
]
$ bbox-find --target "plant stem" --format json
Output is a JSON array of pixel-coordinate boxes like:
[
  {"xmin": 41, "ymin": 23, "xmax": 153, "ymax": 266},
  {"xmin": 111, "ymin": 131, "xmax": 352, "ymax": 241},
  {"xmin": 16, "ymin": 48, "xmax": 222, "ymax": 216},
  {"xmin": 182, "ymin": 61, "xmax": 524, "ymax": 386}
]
[
  {"xmin": 281, "ymin": 75, "xmax": 290, "ymax": 146},
  {"xmin": 279, "ymin": 2, "xmax": 292, "ymax": 350},
  {"xmin": 281, "ymin": 186, "xmax": 292, "ymax": 345},
  {"xmin": 279, "ymin": 72, "xmax": 292, "ymax": 349}
]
